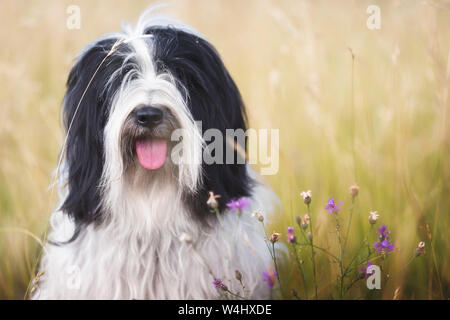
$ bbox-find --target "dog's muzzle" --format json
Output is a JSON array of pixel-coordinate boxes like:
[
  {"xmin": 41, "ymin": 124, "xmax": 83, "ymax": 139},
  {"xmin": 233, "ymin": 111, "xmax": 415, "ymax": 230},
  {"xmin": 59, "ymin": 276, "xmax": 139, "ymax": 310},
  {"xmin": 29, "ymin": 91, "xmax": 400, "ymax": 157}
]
[{"xmin": 135, "ymin": 105, "xmax": 164, "ymax": 129}]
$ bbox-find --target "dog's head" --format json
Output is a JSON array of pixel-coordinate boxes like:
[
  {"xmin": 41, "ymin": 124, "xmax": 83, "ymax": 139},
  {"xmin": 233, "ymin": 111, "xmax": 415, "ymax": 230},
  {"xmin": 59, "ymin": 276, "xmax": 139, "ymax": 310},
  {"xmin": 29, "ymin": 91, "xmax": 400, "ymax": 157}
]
[{"xmin": 60, "ymin": 14, "xmax": 253, "ymax": 227}]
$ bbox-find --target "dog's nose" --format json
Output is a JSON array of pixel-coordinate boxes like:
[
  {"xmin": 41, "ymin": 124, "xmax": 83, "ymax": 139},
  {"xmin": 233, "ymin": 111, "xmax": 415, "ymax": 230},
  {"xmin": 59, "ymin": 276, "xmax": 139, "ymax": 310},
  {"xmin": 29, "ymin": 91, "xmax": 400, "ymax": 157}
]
[{"xmin": 135, "ymin": 106, "xmax": 163, "ymax": 127}]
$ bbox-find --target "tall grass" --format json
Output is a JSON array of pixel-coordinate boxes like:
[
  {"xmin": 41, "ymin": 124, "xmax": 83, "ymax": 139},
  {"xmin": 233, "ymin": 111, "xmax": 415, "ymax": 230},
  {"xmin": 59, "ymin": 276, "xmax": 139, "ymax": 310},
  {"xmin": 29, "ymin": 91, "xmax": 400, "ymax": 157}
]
[{"xmin": 0, "ymin": 0, "xmax": 448, "ymax": 299}]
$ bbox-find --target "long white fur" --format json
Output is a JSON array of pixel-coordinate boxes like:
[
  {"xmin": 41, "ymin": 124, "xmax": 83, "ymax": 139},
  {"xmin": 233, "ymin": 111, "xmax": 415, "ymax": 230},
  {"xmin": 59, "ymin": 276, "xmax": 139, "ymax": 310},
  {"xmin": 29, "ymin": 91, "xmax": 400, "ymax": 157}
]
[{"xmin": 34, "ymin": 9, "xmax": 279, "ymax": 300}]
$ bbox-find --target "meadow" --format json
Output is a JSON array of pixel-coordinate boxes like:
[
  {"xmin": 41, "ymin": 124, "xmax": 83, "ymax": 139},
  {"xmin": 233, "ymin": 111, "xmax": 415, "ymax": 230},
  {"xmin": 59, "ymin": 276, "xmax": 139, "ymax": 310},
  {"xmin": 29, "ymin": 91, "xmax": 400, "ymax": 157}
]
[{"xmin": 0, "ymin": 0, "xmax": 449, "ymax": 299}]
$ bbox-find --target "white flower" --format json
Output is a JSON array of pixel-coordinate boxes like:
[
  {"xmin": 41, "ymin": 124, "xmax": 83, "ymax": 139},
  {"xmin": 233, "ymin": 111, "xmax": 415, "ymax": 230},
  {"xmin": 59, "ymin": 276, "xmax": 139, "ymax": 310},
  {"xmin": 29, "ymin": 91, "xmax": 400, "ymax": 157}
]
[
  {"xmin": 369, "ymin": 211, "xmax": 379, "ymax": 224},
  {"xmin": 206, "ymin": 191, "xmax": 220, "ymax": 209},
  {"xmin": 300, "ymin": 190, "xmax": 312, "ymax": 204},
  {"xmin": 269, "ymin": 232, "xmax": 281, "ymax": 243},
  {"xmin": 415, "ymin": 241, "xmax": 426, "ymax": 256},
  {"xmin": 301, "ymin": 214, "xmax": 310, "ymax": 229}
]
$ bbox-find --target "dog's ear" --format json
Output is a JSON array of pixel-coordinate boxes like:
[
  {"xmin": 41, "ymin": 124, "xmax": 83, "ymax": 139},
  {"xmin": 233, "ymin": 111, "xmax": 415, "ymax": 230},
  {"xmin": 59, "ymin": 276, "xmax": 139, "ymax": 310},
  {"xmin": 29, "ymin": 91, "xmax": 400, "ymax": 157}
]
[{"xmin": 60, "ymin": 38, "xmax": 124, "ymax": 225}]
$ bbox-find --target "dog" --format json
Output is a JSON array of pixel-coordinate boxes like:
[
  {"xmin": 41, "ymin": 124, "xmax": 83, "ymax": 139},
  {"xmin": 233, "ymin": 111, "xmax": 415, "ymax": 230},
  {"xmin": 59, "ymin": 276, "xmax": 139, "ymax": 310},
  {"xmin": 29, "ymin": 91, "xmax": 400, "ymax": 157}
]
[{"xmin": 33, "ymin": 9, "xmax": 278, "ymax": 299}]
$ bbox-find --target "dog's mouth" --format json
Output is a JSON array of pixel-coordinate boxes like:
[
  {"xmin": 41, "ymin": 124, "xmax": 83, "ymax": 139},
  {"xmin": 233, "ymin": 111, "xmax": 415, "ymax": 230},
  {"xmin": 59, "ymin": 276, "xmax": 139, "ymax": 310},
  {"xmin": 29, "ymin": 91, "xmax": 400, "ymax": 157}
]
[
  {"xmin": 121, "ymin": 105, "xmax": 178, "ymax": 171},
  {"xmin": 135, "ymin": 138, "xmax": 167, "ymax": 170}
]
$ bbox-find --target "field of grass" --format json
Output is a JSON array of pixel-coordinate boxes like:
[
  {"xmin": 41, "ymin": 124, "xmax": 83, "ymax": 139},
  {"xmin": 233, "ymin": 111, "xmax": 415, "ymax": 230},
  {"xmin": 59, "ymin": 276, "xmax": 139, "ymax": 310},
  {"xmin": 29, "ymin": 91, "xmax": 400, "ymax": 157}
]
[{"xmin": 0, "ymin": 0, "xmax": 449, "ymax": 299}]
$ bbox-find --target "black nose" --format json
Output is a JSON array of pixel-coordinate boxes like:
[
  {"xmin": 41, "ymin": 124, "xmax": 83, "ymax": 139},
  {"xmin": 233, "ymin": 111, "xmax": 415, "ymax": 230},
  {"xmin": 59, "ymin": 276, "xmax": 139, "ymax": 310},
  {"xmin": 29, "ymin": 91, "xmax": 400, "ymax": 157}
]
[{"xmin": 135, "ymin": 106, "xmax": 163, "ymax": 127}]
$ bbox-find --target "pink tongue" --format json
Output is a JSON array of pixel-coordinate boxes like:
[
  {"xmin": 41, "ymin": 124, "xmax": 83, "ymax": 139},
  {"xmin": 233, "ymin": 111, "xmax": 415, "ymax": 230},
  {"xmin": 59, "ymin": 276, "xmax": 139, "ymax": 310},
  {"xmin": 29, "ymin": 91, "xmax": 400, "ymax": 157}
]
[{"xmin": 135, "ymin": 139, "xmax": 167, "ymax": 170}]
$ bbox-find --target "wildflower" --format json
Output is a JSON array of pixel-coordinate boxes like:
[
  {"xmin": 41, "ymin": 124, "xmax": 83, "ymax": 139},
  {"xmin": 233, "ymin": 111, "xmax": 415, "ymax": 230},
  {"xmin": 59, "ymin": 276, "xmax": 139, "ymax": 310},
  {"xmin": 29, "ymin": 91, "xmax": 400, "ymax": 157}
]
[
  {"xmin": 179, "ymin": 233, "xmax": 193, "ymax": 244},
  {"xmin": 287, "ymin": 227, "xmax": 297, "ymax": 244},
  {"xmin": 374, "ymin": 239, "xmax": 395, "ymax": 254},
  {"xmin": 295, "ymin": 215, "xmax": 302, "ymax": 226},
  {"xmin": 262, "ymin": 268, "xmax": 277, "ymax": 289},
  {"xmin": 349, "ymin": 184, "xmax": 359, "ymax": 198},
  {"xmin": 377, "ymin": 225, "xmax": 390, "ymax": 240},
  {"xmin": 207, "ymin": 191, "xmax": 221, "ymax": 209},
  {"xmin": 359, "ymin": 262, "xmax": 375, "ymax": 279},
  {"xmin": 226, "ymin": 197, "xmax": 250, "ymax": 211},
  {"xmin": 213, "ymin": 277, "xmax": 227, "ymax": 291},
  {"xmin": 324, "ymin": 197, "xmax": 343, "ymax": 214},
  {"xmin": 235, "ymin": 270, "xmax": 242, "ymax": 281},
  {"xmin": 301, "ymin": 214, "xmax": 310, "ymax": 229},
  {"xmin": 269, "ymin": 232, "xmax": 281, "ymax": 243},
  {"xmin": 252, "ymin": 211, "xmax": 264, "ymax": 222},
  {"xmin": 307, "ymin": 231, "xmax": 313, "ymax": 241},
  {"xmin": 415, "ymin": 241, "xmax": 426, "ymax": 257},
  {"xmin": 374, "ymin": 225, "xmax": 395, "ymax": 254},
  {"xmin": 300, "ymin": 190, "xmax": 312, "ymax": 205},
  {"xmin": 368, "ymin": 211, "xmax": 379, "ymax": 224}
]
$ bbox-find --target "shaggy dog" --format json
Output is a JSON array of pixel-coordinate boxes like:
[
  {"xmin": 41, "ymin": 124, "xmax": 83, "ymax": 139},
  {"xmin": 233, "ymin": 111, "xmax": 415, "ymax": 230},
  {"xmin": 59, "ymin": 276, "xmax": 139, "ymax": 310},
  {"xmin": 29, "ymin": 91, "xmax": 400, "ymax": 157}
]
[{"xmin": 33, "ymin": 9, "xmax": 278, "ymax": 299}]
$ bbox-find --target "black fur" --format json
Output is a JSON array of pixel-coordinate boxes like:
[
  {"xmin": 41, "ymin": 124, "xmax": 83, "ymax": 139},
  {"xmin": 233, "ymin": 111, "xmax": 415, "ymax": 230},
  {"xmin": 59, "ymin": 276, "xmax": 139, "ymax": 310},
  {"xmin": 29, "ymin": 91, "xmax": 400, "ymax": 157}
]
[
  {"xmin": 61, "ymin": 38, "xmax": 133, "ymax": 226},
  {"xmin": 147, "ymin": 27, "xmax": 253, "ymax": 220},
  {"xmin": 61, "ymin": 27, "xmax": 252, "ymax": 230}
]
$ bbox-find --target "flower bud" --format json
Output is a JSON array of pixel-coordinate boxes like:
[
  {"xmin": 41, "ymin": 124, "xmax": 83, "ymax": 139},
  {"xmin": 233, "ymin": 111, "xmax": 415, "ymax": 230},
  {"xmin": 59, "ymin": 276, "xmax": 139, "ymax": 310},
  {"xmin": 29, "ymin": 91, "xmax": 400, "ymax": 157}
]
[
  {"xmin": 235, "ymin": 270, "xmax": 242, "ymax": 281},
  {"xmin": 207, "ymin": 191, "xmax": 220, "ymax": 210},
  {"xmin": 287, "ymin": 227, "xmax": 297, "ymax": 244},
  {"xmin": 349, "ymin": 184, "xmax": 359, "ymax": 198},
  {"xmin": 415, "ymin": 241, "xmax": 426, "ymax": 257},
  {"xmin": 300, "ymin": 190, "xmax": 312, "ymax": 205},
  {"xmin": 301, "ymin": 214, "xmax": 310, "ymax": 230},
  {"xmin": 270, "ymin": 232, "xmax": 281, "ymax": 243},
  {"xmin": 368, "ymin": 211, "xmax": 379, "ymax": 224},
  {"xmin": 252, "ymin": 211, "xmax": 264, "ymax": 222},
  {"xmin": 307, "ymin": 232, "xmax": 313, "ymax": 241}
]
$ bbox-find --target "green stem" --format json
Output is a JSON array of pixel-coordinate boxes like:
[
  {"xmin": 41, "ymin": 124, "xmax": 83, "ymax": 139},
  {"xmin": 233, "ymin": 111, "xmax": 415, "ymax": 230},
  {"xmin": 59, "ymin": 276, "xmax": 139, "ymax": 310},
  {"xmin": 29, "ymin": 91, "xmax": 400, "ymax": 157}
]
[
  {"xmin": 343, "ymin": 224, "xmax": 373, "ymax": 277},
  {"xmin": 224, "ymin": 289, "xmax": 247, "ymax": 300},
  {"xmin": 291, "ymin": 243, "xmax": 308, "ymax": 299},
  {"xmin": 343, "ymin": 197, "xmax": 355, "ymax": 251},
  {"xmin": 238, "ymin": 279, "xmax": 246, "ymax": 297},
  {"xmin": 296, "ymin": 242, "xmax": 340, "ymax": 263},
  {"xmin": 261, "ymin": 221, "xmax": 282, "ymax": 298},
  {"xmin": 307, "ymin": 204, "xmax": 318, "ymax": 300},
  {"xmin": 335, "ymin": 214, "xmax": 344, "ymax": 299},
  {"xmin": 261, "ymin": 222, "xmax": 274, "ymax": 259},
  {"xmin": 272, "ymin": 242, "xmax": 282, "ymax": 292}
]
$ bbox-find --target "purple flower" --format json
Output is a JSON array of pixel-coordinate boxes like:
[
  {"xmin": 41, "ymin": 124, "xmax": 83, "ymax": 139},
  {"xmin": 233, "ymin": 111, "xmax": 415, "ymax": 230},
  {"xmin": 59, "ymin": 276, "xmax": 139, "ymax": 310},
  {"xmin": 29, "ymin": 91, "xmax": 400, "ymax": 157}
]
[
  {"xmin": 378, "ymin": 225, "xmax": 390, "ymax": 240},
  {"xmin": 374, "ymin": 225, "xmax": 395, "ymax": 254},
  {"xmin": 212, "ymin": 277, "xmax": 227, "ymax": 290},
  {"xmin": 262, "ymin": 268, "xmax": 277, "ymax": 290},
  {"xmin": 359, "ymin": 262, "xmax": 375, "ymax": 279},
  {"xmin": 287, "ymin": 227, "xmax": 297, "ymax": 244},
  {"xmin": 226, "ymin": 197, "xmax": 250, "ymax": 211},
  {"xmin": 374, "ymin": 239, "xmax": 395, "ymax": 254},
  {"xmin": 324, "ymin": 197, "xmax": 343, "ymax": 214}
]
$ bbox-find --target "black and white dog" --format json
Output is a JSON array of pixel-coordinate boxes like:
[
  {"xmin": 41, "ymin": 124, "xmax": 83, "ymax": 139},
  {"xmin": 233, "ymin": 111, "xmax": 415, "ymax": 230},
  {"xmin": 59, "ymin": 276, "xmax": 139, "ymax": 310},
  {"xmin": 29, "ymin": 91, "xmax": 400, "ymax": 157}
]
[{"xmin": 34, "ymin": 10, "xmax": 278, "ymax": 299}]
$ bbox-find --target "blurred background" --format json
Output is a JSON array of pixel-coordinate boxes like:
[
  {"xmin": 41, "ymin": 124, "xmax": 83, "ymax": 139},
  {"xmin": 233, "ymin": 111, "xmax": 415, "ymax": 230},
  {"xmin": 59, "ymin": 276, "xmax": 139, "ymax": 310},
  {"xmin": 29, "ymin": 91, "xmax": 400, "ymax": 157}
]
[{"xmin": 0, "ymin": 0, "xmax": 449, "ymax": 299}]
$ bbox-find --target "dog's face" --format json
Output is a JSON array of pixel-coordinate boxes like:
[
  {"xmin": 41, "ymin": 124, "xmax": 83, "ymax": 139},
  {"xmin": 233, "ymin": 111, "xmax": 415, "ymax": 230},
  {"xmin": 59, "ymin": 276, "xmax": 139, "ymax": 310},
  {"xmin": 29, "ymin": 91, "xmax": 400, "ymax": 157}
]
[{"xmin": 60, "ymin": 23, "xmax": 253, "ymax": 227}]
